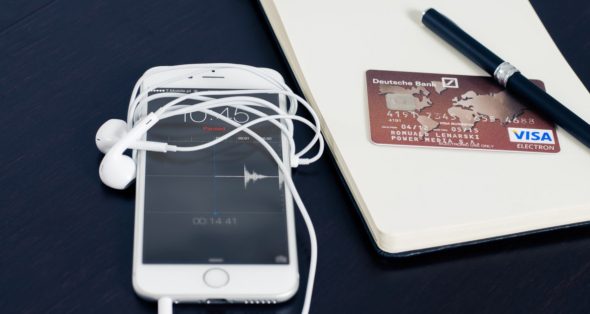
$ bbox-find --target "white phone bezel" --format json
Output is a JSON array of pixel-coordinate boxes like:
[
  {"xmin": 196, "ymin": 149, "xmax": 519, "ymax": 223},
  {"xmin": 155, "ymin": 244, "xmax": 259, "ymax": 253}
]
[{"xmin": 132, "ymin": 66, "xmax": 298, "ymax": 303}]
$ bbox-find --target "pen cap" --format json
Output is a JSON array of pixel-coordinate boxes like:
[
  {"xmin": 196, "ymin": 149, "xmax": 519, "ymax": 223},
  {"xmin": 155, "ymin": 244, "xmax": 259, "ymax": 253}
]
[{"xmin": 422, "ymin": 8, "xmax": 504, "ymax": 74}]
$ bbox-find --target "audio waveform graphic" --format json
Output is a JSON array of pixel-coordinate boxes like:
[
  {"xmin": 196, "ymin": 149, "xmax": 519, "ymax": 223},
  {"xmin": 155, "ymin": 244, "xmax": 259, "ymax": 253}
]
[{"xmin": 215, "ymin": 165, "xmax": 283, "ymax": 189}]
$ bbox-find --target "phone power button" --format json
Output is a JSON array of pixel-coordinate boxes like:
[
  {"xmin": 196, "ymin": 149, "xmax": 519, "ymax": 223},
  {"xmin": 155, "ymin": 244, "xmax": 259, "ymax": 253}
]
[{"xmin": 203, "ymin": 268, "xmax": 229, "ymax": 288}]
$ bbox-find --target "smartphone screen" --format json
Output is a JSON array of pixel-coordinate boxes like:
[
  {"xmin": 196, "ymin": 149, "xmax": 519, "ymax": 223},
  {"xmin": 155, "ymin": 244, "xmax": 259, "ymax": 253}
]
[{"xmin": 142, "ymin": 88, "xmax": 289, "ymax": 265}]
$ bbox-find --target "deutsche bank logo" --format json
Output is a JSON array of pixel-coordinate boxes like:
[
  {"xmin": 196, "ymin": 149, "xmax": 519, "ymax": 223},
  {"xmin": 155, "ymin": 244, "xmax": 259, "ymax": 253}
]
[
  {"xmin": 508, "ymin": 127, "xmax": 555, "ymax": 144},
  {"xmin": 441, "ymin": 77, "xmax": 459, "ymax": 88}
]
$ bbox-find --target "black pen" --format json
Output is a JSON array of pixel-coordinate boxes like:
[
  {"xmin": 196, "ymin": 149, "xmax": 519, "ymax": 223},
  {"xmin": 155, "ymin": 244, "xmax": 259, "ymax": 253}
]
[{"xmin": 421, "ymin": 8, "xmax": 590, "ymax": 149}]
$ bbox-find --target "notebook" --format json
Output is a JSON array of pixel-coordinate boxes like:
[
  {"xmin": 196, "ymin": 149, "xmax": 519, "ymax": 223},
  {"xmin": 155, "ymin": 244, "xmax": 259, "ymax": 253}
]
[{"xmin": 259, "ymin": 0, "xmax": 590, "ymax": 255}]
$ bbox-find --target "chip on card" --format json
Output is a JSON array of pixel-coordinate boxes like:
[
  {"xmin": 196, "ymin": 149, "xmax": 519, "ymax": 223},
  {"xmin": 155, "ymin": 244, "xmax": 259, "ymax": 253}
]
[{"xmin": 366, "ymin": 70, "xmax": 560, "ymax": 153}]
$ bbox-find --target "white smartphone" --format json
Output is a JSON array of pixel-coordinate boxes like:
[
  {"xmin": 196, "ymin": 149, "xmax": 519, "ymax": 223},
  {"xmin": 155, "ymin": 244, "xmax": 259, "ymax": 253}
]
[{"xmin": 132, "ymin": 66, "xmax": 298, "ymax": 304}]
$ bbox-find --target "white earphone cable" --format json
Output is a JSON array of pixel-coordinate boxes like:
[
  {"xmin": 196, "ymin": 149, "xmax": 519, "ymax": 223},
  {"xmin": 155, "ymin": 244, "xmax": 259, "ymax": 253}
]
[{"xmin": 124, "ymin": 64, "xmax": 321, "ymax": 314}]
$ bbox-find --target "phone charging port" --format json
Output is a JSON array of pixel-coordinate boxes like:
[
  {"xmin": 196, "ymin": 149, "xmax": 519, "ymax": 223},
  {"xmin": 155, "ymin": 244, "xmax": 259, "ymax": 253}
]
[{"xmin": 205, "ymin": 299, "xmax": 229, "ymax": 304}]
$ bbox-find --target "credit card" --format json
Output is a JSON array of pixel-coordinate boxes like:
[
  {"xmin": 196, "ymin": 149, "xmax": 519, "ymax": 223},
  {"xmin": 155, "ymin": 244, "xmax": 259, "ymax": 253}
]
[{"xmin": 366, "ymin": 70, "xmax": 560, "ymax": 153}]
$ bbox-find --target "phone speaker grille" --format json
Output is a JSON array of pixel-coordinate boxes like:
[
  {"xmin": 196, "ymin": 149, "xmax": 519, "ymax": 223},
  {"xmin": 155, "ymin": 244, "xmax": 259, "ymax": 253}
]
[{"xmin": 243, "ymin": 300, "xmax": 277, "ymax": 304}]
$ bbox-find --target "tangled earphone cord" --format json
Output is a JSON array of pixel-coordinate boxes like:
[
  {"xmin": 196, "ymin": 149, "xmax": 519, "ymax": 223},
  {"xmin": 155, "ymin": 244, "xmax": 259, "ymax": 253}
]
[
  {"xmin": 130, "ymin": 88, "xmax": 322, "ymax": 162},
  {"xmin": 127, "ymin": 64, "xmax": 322, "ymax": 314}
]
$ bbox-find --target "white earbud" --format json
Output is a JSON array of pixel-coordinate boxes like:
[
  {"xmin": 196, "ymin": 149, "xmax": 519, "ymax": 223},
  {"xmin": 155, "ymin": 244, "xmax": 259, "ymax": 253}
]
[
  {"xmin": 98, "ymin": 113, "xmax": 160, "ymax": 189},
  {"xmin": 96, "ymin": 119, "xmax": 169, "ymax": 154}
]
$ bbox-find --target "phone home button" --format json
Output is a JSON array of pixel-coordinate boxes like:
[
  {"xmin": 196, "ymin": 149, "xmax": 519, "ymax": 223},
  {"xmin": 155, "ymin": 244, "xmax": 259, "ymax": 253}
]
[{"xmin": 203, "ymin": 268, "xmax": 229, "ymax": 288}]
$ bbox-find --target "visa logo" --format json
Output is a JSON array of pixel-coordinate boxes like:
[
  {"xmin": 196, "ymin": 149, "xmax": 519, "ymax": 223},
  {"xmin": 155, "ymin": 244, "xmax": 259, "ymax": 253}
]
[{"xmin": 508, "ymin": 128, "xmax": 555, "ymax": 144}]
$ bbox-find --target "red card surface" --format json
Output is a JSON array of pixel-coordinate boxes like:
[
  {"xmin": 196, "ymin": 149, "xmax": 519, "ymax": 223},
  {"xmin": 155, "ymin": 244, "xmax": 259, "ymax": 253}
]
[{"xmin": 366, "ymin": 70, "xmax": 560, "ymax": 153}]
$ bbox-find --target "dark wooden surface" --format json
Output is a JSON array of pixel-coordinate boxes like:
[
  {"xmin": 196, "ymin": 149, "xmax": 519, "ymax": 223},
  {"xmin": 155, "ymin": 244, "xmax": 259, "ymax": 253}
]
[{"xmin": 1, "ymin": 1, "xmax": 589, "ymax": 313}]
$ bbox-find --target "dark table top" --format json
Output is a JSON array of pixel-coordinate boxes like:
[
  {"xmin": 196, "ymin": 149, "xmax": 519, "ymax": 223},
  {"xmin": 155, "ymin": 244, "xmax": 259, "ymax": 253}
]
[{"xmin": 1, "ymin": 1, "xmax": 590, "ymax": 313}]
